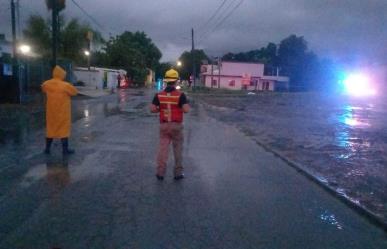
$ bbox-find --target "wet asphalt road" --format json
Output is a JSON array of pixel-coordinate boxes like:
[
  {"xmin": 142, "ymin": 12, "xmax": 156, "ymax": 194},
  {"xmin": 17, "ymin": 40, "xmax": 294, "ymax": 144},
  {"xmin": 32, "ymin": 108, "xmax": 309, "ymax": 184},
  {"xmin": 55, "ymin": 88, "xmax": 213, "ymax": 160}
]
[{"xmin": 0, "ymin": 89, "xmax": 386, "ymax": 249}]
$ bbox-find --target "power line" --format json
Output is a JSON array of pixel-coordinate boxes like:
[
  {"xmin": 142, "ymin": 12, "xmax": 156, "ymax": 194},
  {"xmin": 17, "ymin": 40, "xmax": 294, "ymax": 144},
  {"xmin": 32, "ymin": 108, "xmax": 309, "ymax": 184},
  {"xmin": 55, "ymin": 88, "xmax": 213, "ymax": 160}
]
[
  {"xmin": 196, "ymin": 0, "xmax": 228, "ymax": 31},
  {"xmin": 197, "ymin": 0, "xmax": 238, "ymax": 42},
  {"xmin": 197, "ymin": 0, "xmax": 244, "ymax": 46},
  {"xmin": 175, "ymin": 1, "xmax": 231, "ymax": 50},
  {"xmin": 70, "ymin": 0, "xmax": 105, "ymax": 31},
  {"xmin": 209, "ymin": 0, "xmax": 244, "ymax": 34},
  {"xmin": 196, "ymin": 0, "xmax": 241, "ymax": 44}
]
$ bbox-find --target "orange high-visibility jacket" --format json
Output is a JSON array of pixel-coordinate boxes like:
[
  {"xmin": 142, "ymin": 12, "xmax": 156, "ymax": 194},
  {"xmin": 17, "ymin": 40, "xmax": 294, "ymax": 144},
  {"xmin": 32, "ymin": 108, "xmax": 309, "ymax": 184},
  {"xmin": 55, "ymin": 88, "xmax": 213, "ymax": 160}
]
[
  {"xmin": 157, "ymin": 90, "xmax": 183, "ymax": 123},
  {"xmin": 42, "ymin": 66, "xmax": 78, "ymax": 138}
]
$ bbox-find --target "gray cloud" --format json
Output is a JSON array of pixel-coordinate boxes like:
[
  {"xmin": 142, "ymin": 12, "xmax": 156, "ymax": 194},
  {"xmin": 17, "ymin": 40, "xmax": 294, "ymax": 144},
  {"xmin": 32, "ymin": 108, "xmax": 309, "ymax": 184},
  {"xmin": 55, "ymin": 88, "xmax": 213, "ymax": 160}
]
[{"xmin": 1, "ymin": 0, "xmax": 386, "ymax": 62}]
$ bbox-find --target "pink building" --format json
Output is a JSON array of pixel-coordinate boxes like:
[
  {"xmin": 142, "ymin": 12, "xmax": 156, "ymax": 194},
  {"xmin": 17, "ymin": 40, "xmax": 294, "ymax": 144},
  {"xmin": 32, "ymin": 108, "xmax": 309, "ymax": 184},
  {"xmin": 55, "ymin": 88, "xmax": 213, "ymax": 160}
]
[{"xmin": 201, "ymin": 61, "xmax": 289, "ymax": 91}]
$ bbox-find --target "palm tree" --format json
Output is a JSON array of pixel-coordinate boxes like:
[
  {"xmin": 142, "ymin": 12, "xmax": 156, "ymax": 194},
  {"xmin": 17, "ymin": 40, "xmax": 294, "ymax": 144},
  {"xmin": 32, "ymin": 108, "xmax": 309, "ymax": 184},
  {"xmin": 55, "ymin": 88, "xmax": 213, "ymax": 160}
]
[{"xmin": 45, "ymin": 0, "xmax": 66, "ymax": 11}]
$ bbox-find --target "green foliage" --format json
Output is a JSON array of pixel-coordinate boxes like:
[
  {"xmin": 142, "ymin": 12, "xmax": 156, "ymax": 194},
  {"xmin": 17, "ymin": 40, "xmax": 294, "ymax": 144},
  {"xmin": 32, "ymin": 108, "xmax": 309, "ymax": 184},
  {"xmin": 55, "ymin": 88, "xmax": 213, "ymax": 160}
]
[
  {"xmin": 222, "ymin": 43, "xmax": 278, "ymax": 66},
  {"xmin": 23, "ymin": 15, "xmax": 51, "ymax": 57},
  {"xmin": 45, "ymin": 0, "xmax": 66, "ymax": 11},
  {"xmin": 92, "ymin": 51, "xmax": 108, "ymax": 67},
  {"xmin": 221, "ymin": 35, "xmax": 323, "ymax": 91},
  {"xmin": 100, "ymin": 31, "xmax": 162, "ymax": 83},
  {"xmin": 60, "ymin": 18, "xmax": 104, "ymax": 64},
  {"xmin": 278, "ymin": 35, "xmax": 317, "ymax": 91},
  {"xmin": 155, "ymin": 62, "xmax": 173, "ymax": 80},
  {"xmin": 23, "ymin": 15, "xmax": 104, "ymax": 65},
  {"xmin": 22, "ymin": 14, "xmax": 163, "ymax": 85},
  {"xmin": 178, "ymin": 49, "xmax": 209, "ymax": 80},
  {"xmin": 60, "ymin": 19, "xmax": 89, "ymax": 63}
]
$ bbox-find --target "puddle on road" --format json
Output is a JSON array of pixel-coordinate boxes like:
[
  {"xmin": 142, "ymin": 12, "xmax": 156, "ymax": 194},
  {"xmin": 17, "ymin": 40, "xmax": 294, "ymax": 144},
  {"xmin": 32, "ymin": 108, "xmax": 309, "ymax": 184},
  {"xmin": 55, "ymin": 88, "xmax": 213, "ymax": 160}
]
[
  {"xmin": 20, "ymin": 157, "xmax": 70, "ymax": 188},
  {"xmin": 80, "ymin": 131, "xmax": 104, "ymax": 143},
  {"xmin": 0, "ymin": 106, "xmax": 44, "ymax": 146},
  {"xmin": 319, "ymin": 210, "xmax": 343, "ymax": 230}
]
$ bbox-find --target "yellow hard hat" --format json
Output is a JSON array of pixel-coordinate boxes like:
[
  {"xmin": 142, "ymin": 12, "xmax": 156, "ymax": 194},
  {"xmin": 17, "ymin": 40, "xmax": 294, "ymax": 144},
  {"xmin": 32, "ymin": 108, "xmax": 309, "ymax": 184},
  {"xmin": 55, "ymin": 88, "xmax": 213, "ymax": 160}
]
[{"xmin": 164, "ymin": 69, "xmax": 179, "ymax": 82}]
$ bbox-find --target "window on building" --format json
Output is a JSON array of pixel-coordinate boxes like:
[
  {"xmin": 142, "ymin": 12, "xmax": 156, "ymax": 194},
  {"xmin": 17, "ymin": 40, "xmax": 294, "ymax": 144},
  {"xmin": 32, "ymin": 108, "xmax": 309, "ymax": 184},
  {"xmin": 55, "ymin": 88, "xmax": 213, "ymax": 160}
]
[
  {"xmin": 229, "ymin": 80, "xmax": 235, "ymax": 87},
  {"xmin": 212, "ymin": 79, "xmax": 217, "ymax": 86}
]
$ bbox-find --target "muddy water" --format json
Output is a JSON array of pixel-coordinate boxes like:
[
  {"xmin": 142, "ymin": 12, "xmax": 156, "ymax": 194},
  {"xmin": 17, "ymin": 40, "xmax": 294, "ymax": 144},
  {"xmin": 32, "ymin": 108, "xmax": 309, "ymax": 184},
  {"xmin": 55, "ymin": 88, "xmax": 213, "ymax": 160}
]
[{"xmin": 198, "ymin": 92, "xmax": 387, "ymax": 223}]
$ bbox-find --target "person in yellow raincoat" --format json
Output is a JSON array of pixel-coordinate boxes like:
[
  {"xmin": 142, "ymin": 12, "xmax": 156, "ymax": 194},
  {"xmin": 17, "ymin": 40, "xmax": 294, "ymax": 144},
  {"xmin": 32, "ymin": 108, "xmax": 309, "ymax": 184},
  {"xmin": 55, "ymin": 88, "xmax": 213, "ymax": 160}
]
[{"xmin": 42, "ymin": 66, "xmax": 78, "ymax": 154}]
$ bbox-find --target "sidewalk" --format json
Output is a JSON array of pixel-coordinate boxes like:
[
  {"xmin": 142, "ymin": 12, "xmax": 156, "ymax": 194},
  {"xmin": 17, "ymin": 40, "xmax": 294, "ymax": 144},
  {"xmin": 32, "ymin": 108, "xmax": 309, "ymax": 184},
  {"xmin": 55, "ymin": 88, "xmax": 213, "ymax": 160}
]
[{"xmin": 75, "ymin": 86, "xmax": 113, "ymax": 98}]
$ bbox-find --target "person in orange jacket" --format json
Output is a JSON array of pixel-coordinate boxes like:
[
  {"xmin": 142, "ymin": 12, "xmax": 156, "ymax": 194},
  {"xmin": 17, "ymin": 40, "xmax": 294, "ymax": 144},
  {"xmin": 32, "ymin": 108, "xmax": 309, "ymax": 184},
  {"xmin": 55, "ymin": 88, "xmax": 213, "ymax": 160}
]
[
  {"xmin": 150, "ymin": 69, "xmax": 190, "ymax": 180},
  {"xmin": 42, "ymin": 66, "xmax": 78, "ymax": 154}
]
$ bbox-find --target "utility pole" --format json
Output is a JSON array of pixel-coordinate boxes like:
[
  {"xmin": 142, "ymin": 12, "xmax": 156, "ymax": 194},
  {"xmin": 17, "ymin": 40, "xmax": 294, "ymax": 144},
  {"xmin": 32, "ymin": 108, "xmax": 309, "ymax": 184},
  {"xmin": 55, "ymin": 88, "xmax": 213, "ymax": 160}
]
[
  {"xmin": 52, "ymin": 0, "xmax": 58, "ymax": 68},
  {"xmin": 16, "ymin": 0, "xmax": 21, "ymax": 36},
  {"xmin": 11, "ymin": 0, "xmax": 17, "ymax": 59},
  {"xmin": 11, "ymin": 0, "xmax": 21, "ymax": 103},
  {"xmin": 211, "ymin": 59, "xmax": 214, "ymax": 88},
  {"xmin": 86, "ymin": 31, "xmax": 93, "ymax": 70},
  {"xmin": 191, "ymin": 28, "xmax": 196, "ymax": 88},
  {"xmin": 217, "ymin": 57, "xmax": 221, "ymax": 88}
]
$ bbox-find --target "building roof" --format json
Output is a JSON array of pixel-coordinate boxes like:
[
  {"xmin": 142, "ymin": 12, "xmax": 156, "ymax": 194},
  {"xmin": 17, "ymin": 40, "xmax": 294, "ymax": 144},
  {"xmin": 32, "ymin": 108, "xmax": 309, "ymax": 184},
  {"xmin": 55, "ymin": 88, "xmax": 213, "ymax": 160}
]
[{"xmin": 221, "ymin": 61, "xmax": 264, "ymax": 66}]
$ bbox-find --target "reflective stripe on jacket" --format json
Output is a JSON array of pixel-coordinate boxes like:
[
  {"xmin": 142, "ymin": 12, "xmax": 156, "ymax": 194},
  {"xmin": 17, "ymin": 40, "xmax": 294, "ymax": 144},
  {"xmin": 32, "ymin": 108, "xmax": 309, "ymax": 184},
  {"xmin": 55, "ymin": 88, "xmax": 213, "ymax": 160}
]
[{"xmin": 157, "ymin": 90, "xmax": 183, "ymax": 123}]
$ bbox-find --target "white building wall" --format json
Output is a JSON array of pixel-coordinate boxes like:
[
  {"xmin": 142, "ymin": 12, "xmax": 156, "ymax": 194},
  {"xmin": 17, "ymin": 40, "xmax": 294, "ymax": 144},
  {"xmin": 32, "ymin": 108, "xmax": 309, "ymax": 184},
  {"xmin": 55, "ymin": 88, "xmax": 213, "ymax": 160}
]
[
  {"xmin": 205, "ymin": 76, "xmax": 243, "ymax": 90},
  {"xmin": 73, "ymin": 70, "xmax": 104, "ymax": 89},
  {"xmin": 221, "ymin": 62, "xmax": 264, "ymax": 77},
  {"xmin": 220, "ymin": 76, "xmax": 242, "ymax": 90},
  {"xmin": 107, "ymin": 71, "xmax": 120, "ymax": 89},
  {"xmin": 74, "ymin": 67, "xmax": 126, "ymax": 89},
  {"xmin": 202, "ymin": 62, "xmax": 289, "ymax": 91}
]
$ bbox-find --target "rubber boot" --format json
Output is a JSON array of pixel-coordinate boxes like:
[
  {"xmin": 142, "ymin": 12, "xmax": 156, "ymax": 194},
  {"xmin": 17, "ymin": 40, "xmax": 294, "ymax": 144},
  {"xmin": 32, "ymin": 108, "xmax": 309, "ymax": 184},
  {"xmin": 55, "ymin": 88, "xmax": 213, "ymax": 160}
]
[
  {"xmin": 61, "ymin": 138, "xmax": 75, "ymax": 155},
  {"xmin": 44, "ymin": 138, "xmax": 53, "ymax": 154}
]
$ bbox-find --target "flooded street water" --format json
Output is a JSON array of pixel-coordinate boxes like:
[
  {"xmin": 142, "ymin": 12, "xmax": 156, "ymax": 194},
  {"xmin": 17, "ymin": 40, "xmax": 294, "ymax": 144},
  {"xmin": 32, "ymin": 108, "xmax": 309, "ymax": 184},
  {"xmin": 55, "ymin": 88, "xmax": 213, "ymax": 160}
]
[
  {"xmin": 0, "ymin": 89, "xmax": 386, "ymax": 248},
  {"xmin": 197, "ymin": 92, "xmax": 387, "ymax": 224}
]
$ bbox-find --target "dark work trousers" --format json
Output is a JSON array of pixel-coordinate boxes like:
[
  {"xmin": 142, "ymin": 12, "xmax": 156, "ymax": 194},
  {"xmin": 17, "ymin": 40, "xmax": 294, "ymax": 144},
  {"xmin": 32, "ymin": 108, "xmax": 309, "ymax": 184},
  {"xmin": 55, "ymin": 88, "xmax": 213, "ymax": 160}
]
[{"xmin": 156, "ymin": 122, "xmax": 184, "ymax": 177}]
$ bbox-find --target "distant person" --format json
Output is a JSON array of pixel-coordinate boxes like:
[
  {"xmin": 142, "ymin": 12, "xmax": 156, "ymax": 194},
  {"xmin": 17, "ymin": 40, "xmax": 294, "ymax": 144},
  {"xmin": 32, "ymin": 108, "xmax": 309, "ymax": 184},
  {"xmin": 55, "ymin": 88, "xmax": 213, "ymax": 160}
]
[
  {"xmin": 124, "ymin": 74, "xmax": 130, "ymax": 88},
  {"xmin": 150, "ymin": 69, "xmax": 190, "ymax": 180},
  {"xmin": 42, "ymin": 66, "xmax": 78, "ymax": 155},
  {"xmin": 117, "ymin": 74, "xmax": 122, "ymax": 88}
]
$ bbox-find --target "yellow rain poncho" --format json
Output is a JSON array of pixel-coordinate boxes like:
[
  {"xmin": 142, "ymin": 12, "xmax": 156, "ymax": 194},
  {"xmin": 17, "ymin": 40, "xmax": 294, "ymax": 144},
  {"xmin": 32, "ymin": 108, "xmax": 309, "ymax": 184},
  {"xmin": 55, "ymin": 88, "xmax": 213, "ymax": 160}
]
[{"xmin": 42, "ymin": 66, "xmax": 78, "ymax": 138}]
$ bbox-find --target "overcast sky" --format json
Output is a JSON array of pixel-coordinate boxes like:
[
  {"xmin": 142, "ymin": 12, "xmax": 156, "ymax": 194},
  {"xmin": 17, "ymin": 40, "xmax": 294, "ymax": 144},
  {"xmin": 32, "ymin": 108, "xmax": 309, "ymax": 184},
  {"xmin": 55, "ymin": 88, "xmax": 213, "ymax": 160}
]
[{"xmin": 1, "ymin": 0, "xmax": 386, "ymax": 63}]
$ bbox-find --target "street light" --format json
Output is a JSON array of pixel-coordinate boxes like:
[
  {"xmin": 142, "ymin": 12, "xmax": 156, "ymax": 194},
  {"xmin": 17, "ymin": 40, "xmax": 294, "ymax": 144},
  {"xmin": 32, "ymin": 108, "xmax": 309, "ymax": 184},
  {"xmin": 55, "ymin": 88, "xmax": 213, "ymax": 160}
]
[
  {"xmin": 177, "ymin": 60, "xmax": 182, "ymax": 67},
  {"xmin": 84, "ymin": 50, "xmax": 91, "ymax": 70},
  {"xmin": 19, "ymin": 44, "xmax": 31, "ymax": 55}
]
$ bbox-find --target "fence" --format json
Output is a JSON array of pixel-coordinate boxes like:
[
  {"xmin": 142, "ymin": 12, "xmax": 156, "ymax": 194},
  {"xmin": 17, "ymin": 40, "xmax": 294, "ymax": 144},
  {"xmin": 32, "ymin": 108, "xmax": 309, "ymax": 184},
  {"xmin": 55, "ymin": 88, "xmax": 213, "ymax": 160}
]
[{"xmin": 0, "ymin": 59, "xmax": 73, "ymax": 104}]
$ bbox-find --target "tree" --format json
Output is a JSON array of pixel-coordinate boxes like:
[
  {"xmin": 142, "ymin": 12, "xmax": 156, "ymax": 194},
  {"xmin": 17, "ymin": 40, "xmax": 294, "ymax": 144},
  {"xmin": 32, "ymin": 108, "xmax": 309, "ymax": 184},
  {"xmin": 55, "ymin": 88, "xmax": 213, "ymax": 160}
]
[
  {"xmin": 222, "ymin": 52, "xmax": 236, "ymax": 61},
  {"xmin": 278, "ymin": 35, "xmax": 311, "ymax": 91},
  {"xmin": 23, "ymin": 15, "xmax": 103, "ymax": 64},
  {"xmin": 155, "ymin": 62, "xmax": 173, "ymax": 80},
  {"xmin": 178, "ymin": 49, "xmax": 209, "ymax": 80},
  {"xmin": 102, "ymin": 31, "xmax": 162, "ymax": 83},
  {"xmin": 221, "ymin": 43, "xmax": 278, "ymax": 67},
  {"xmin": 220, "ymin": 35, "xmax": 328, "ymax": 91},
  {"xmin": 45, "ymin": 0, "xmax": 66, "ymax": 11},
  {"xmin": 23, "ymin": 15, "xmax": 51, "ymax": 57},
  {"xmin": 60, "ymin": 18, "xmax": 104, "ymax": 64}
]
